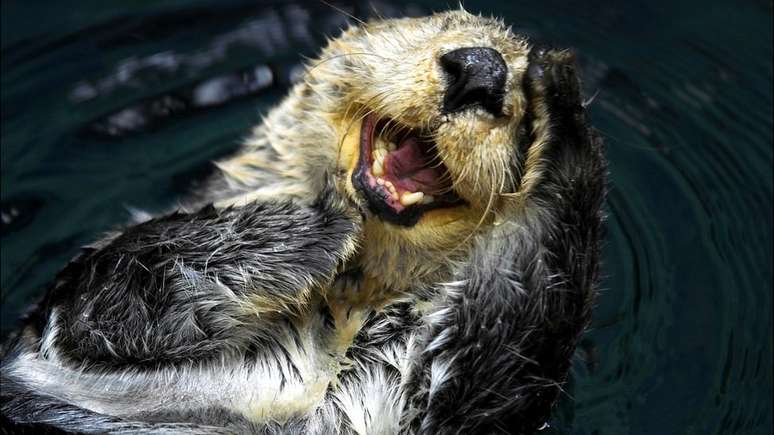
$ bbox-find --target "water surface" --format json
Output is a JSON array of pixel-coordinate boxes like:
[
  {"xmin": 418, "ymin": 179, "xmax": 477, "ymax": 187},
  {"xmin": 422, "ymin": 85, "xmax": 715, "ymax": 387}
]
[{"xmin": 1, "ymin": 1, "xmax": 771, "ymax": 434}]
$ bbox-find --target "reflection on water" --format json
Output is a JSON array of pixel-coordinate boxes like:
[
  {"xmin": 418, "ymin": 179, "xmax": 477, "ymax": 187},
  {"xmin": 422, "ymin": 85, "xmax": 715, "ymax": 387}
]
[{"xmin": 1, "ymin": 1, "xmax": 771, "ymax": 434}]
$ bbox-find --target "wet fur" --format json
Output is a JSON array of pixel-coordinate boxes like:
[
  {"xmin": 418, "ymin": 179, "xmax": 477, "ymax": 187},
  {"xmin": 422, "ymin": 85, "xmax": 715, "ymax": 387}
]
[{"xmin": 1, "ymin": 11, "xmax": 606, "ymax": 435}]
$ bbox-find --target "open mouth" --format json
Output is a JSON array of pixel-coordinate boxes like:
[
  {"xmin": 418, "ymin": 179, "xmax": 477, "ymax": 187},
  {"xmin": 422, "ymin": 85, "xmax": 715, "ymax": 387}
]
[{"xmin": 352, "ymin": 114, "xmax": 464, "ymax": 226}]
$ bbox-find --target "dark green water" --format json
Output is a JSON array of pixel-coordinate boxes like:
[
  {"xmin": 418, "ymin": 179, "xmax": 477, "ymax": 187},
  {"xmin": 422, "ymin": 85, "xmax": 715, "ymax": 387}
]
[{"xmin": 1, "ymin": 1, "xmax": 771, "ymax": 434}]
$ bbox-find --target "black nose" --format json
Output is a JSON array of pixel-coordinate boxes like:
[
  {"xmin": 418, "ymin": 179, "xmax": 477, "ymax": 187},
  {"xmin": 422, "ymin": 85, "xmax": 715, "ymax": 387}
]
[{"xmin": 440, "ymin": 47, "xmax": 508, "ymax": 116}]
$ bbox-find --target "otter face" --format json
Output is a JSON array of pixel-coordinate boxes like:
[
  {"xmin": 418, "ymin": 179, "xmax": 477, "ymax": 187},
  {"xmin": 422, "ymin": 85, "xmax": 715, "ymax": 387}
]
[{"xmin": 310, "ymin": 11, "xmax": 533, "ymax": 231}]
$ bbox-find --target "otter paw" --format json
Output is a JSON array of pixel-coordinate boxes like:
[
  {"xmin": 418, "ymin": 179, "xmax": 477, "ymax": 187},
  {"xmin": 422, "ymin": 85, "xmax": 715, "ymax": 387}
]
[{"xmin": 527, "ymin": 47, "xmax": 583, "ymax": 115}]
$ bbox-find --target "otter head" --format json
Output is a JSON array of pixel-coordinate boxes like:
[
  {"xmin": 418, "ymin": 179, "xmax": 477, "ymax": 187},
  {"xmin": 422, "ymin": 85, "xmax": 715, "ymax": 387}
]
[
  {"xmin": 324, "ymin": 13, "xmax": 531, "ymax": 225},
  {"xmin": 218, "ymin": 10, "xmax": 573, "ymax": 296}
]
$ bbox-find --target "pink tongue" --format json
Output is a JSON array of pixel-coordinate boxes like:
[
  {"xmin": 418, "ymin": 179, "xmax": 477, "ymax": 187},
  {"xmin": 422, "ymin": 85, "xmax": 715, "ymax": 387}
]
[{"xmin": 384, "ymin": 137, "xmax": 445, "ymax": 194}]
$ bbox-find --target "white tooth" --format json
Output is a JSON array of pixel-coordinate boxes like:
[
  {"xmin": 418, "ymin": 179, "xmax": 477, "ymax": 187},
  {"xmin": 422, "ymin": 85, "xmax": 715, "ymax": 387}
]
[
  {"xmin": 373, "ymin": 148, "xmax": 388, "ymax": 162},
  {"xmin": 387, "ymin": 142, "xmax": 397, "ymax": 152},
  {"xmin": 400, "ymin": 191, "xmax": 424, "ymax": 206},
  {"xmin": 375, "ymin": 136, "xmax": 389, "ymax": 151},
  {"xmin": 372, "ymin": 159, "xmax": 384, "ymax": 176},
  {"xmin": 376, "ymin": 178, "xmax": 385, "ymax": 185},
  {"xmin": 421, "ymin": 195, "xmax": 435, "ymax": 204}
]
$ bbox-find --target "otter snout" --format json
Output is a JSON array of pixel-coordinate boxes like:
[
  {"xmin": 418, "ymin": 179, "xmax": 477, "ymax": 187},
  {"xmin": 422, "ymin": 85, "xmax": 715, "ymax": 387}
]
[{"xmin": 440, "ymin": 47, "xmax": 507, "ymax": 117}]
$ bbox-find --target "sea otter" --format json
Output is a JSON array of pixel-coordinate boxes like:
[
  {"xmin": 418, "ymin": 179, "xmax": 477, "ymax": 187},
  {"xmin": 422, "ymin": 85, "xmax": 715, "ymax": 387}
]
[{"xmin": 0, "ymin": 10, "xmax": 606, "ymax": 434}]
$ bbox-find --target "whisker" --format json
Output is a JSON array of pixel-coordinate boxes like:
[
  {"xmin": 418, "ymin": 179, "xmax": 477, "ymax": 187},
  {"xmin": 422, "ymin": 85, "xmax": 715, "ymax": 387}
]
[
  {"xmin": 317, "ymin": 0, "xmax": 367, "ymax": 26},
  {"xmin": 582, "ymin": 88, "xmax": 600, "ymax": 108},
  {"xmin": 307, "ymin": 52, "xmax": 390, "ymax": 74}
]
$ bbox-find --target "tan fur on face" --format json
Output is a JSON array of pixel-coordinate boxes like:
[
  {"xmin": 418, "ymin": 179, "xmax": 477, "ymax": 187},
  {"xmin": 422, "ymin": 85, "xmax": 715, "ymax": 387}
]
[
  {"xmin": 315, "ymin": 13, "xmax": 531, "ymax": 205},
  {"xmin": 213, "ymin": 10, "xmax": 550, "ymax": 299}
]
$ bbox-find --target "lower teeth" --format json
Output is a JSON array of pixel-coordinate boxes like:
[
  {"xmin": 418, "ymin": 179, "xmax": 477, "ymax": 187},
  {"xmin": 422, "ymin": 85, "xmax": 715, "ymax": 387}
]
[{"xmin": 400, "ymin": 191, "xmax": 424, "ymax": 206}]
